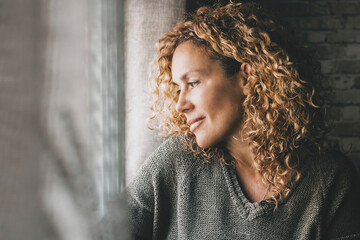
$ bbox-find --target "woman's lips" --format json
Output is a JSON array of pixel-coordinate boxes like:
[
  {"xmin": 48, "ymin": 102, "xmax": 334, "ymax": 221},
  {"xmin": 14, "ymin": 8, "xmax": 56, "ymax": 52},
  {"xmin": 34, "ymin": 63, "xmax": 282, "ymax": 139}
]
[{"xmin": 188, "ymin": 117, "xmax": 205, "ymax": 132}]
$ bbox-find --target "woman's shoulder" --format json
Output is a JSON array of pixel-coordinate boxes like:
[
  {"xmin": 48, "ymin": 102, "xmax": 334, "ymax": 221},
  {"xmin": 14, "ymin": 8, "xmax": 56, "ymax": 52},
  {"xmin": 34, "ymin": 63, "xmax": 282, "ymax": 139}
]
[
  {"xmin": 126, "ymin": 135, "xmax": 205, "ymax": 215},
  {"xmin": 305, "ymin": 150, "xmax": 360, "ymax": 195},
  {"xmin": 311, "ymin": 150, "xmax": 359, "ymax": 180},
  {"xmin": 130, "ymin": 135, "xmax": 205, "ymax": 186},
  {"xmin": 309, "ymin": 151, "xmax": 360, "ymax": 239},
  {"xmin": 146, "ymin": 135, "xmax": 204, "ymax": 170},
  {"xmin": 148, "ymin": 135, "xmax": 194, "ymax": 163}
]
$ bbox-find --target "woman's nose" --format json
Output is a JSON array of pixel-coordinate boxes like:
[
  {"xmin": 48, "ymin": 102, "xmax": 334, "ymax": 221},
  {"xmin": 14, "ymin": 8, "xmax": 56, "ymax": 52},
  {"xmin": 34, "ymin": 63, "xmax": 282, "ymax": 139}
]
[{"xmin": 175, "ymin": 91, "xmax": 192, "ymax": 113}]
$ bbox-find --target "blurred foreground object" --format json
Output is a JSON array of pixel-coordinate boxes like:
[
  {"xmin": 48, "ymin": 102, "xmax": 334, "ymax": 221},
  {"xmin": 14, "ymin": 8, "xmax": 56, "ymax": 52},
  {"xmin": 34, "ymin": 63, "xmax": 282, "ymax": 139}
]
[{"xmin": 0, "ymin": 0, "xmax": 127, "ymax": 239}]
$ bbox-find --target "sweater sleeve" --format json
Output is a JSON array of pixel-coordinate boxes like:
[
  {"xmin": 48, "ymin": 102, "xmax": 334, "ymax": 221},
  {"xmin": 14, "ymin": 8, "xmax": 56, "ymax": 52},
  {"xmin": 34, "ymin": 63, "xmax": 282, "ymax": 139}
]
[{"xmin": 321, "ymin": 155, "xmax": 360, "ymax": 239}]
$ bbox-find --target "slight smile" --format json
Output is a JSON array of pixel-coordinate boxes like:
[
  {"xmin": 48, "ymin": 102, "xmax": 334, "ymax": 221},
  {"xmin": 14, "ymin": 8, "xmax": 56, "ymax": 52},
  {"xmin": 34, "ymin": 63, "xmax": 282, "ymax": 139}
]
[{"xmin": 188, "ymin": 117, "xmax": 205, "ymax": 132}]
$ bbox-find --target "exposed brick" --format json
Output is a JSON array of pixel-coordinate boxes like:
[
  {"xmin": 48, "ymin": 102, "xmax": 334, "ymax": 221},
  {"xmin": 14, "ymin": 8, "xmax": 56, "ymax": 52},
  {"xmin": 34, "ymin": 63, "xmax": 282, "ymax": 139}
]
[
  {"xmin": 342, "ymin": 105, "xmax": 360, "ymax": 121},
  {"xmin": 309, "ymin": 2, "xmax": 331, "ymax": 16},
  {"xmin": 353, "ymin": 77, "xmax": 360, "ymax": 88},
  {"xmin": 272, "ymin": 3, "xmax": 310, "ymax": 17},
  {"xmin": 320, "ymin": 60, "xmax": 335, "ymax": 74},
  {"xmin": 327, "ymin": 30, "xmax": 360, "ymax": 43},
  {"xmin": 345, "ymin": 16, "xmax": 360, "ymax": 29},
  {"xmin": 325, "ymin": 106, "xmax": 341, "ymax": 121},
  {"xmin": 331, "ymin": 2, "xmax": 360, "ymax": 16},
  {"xmin": 336, "ymin": 60, "xmax": 360, "ymax": 73},
  {"xmin": 321, "ymin": 77, "xmax": 332, "ymax": 89},
  {"xmin": 323, "ymin": 90, "xmax": 335, "ymax": 104},
  {"xmin": 298, "ymin": 17, "xmax": 344, "ymax": 30},
  {"xmin": 296, "ymin": 31, "xmax": 308, "ymax": 43},
  {"xmin": 288, "ymin": 19, "xmax": 300, "ymax": 30},
  {"xmin": 333, "ymin": 122, "xmax": 360, "ymax": 137},
  {"xmin": 304, "ymin": 31, "xmax": 328, "ymax": 43},
  {"xmin": 282, "ymin": 0, "xmax": 360, "ymax": 172},
  {"xmin": 334, "ymin": 89, "xmax": 360, "ymax": 104},
  {"xmin": 344, "ymin": 44, "xmax": 360, "ymax": 58},
  {"xmin": 328, "ymin": 76, "xmax": 355, "ymax": 90},
  {"xmin": 314, "ymin": 44, "xmax": 345, "ymax": 59}
]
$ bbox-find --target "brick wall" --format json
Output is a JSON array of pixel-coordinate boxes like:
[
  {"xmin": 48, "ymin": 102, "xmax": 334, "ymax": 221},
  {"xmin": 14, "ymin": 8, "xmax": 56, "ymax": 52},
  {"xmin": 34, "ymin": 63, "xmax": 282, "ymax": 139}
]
[
  {"xmin": 271, "ymin": 0, "xmax": 360, "ymax": 171},
  {"xmin": 187, "ymin": 0, "xmax": 360, "ymax": 171}
]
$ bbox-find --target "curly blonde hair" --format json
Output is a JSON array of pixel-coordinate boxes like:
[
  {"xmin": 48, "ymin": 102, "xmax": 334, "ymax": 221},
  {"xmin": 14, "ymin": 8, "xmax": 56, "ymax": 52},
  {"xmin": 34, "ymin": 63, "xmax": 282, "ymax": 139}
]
[{"xmin": 148, "ymin": 2, "xmax": 326, "ymax": 204}]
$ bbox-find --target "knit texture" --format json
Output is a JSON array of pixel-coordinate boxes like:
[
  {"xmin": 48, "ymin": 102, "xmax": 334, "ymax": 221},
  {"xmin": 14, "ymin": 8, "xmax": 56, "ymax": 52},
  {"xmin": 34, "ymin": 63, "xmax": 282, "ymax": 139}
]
[{"xmin": 127, "ymin": 136, "xmax": 360, "ymax": 240}]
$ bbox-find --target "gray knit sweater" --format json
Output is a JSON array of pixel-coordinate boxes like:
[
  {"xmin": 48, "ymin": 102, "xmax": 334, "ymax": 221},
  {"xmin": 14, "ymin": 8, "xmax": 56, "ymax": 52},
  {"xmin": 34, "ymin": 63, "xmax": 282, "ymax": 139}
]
[{"xmin": 127, "ymin": 137, "xmax": 360, "ymax": 240}]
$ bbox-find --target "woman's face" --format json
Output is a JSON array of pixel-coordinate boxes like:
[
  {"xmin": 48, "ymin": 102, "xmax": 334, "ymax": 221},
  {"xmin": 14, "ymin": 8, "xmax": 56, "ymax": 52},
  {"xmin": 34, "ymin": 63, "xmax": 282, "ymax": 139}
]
[{"xmin": 171, "ymin": 41, "xmax": 246, "ymax": 148}]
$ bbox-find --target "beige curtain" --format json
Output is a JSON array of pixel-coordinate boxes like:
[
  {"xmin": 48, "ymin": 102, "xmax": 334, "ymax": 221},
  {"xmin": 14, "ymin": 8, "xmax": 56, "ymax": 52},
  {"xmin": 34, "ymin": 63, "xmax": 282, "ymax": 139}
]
[{"xmin": 125, "ymin": 0, "xmax": 186, "ymax": 182}]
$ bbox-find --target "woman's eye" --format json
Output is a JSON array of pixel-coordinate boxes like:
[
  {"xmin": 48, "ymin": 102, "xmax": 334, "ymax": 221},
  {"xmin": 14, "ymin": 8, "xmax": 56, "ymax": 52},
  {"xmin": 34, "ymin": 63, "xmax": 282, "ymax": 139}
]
[{"xmin": 188, "ymin": 80, "xmax": 199, "ymax": 88}]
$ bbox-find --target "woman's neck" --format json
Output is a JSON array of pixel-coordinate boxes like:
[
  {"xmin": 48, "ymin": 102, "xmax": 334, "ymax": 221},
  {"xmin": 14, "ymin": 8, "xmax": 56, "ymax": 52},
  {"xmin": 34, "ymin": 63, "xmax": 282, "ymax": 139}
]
[
  {"xmin": 225, "ymin": 135, "xmax": 271, "ymax": 202},
  {"xmin": 225, "ymin": 135, "xmax": 255, "ymax": 170}
]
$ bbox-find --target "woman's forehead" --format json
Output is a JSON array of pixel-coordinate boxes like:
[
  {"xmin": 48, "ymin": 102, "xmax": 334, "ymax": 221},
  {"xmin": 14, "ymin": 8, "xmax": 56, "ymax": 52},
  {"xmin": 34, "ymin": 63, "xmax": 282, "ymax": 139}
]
[{"xmin": 171, "ymin": 42, "xmax": 215, "ymax": 81}]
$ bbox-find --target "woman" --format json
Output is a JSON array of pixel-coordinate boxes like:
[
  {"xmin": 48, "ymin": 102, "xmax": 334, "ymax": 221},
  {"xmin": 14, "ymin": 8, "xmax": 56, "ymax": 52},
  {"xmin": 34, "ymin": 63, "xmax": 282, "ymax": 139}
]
[{"xmin": 127, "ymin": 2, "xmax": 360, "ymax": 239}]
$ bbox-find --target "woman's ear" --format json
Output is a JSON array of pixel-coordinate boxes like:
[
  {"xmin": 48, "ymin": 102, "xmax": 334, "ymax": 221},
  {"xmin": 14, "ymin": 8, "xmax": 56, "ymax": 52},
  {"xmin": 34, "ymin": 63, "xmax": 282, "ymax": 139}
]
[{"xmin": 237, "ymin": 63, "xmax": 254, "ymax": 96}]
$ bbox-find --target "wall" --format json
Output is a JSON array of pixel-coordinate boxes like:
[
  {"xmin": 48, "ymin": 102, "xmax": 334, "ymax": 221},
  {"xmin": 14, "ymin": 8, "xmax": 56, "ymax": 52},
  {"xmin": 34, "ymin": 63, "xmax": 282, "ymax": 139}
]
[{"xmin": 272, "ymin": 0, "xmax": 360, "ymax": 171}]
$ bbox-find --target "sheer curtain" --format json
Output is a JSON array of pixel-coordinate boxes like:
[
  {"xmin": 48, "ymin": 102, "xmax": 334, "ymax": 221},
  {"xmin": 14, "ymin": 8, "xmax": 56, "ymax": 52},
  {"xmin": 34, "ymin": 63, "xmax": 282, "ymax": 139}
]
[
  {"xmin": 0, "ymin": 0, "xmax": 125, "ymax": 239},
  {"xmin": 0, "ymin": 0, "xmax": 52, "ymax": 238},
  {"xmin": 41, "ymin": 0, "xmax": 128, "ymax": 238}
]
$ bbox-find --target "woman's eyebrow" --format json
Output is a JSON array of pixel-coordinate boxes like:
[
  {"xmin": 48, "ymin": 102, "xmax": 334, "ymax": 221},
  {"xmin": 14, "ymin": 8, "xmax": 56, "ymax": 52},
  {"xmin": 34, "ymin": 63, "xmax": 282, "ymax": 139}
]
[
  {"xmin": 172, "ymin": 69, "xmax": 204, "ymax": 85},
  {"xmin": 180, "ymin": 70, "xmax": 203, "ymax": 80},
  {"xmin": 171, "ymin": 72, "xmax": 191, "ymax": 86}
]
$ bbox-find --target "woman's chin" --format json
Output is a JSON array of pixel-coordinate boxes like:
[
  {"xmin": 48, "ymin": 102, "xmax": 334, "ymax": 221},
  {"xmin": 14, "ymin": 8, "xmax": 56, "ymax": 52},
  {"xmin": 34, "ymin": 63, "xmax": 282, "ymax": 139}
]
[{"xmin": 195, "ymin": 136, "xmax": 213, "ymax": 149}]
